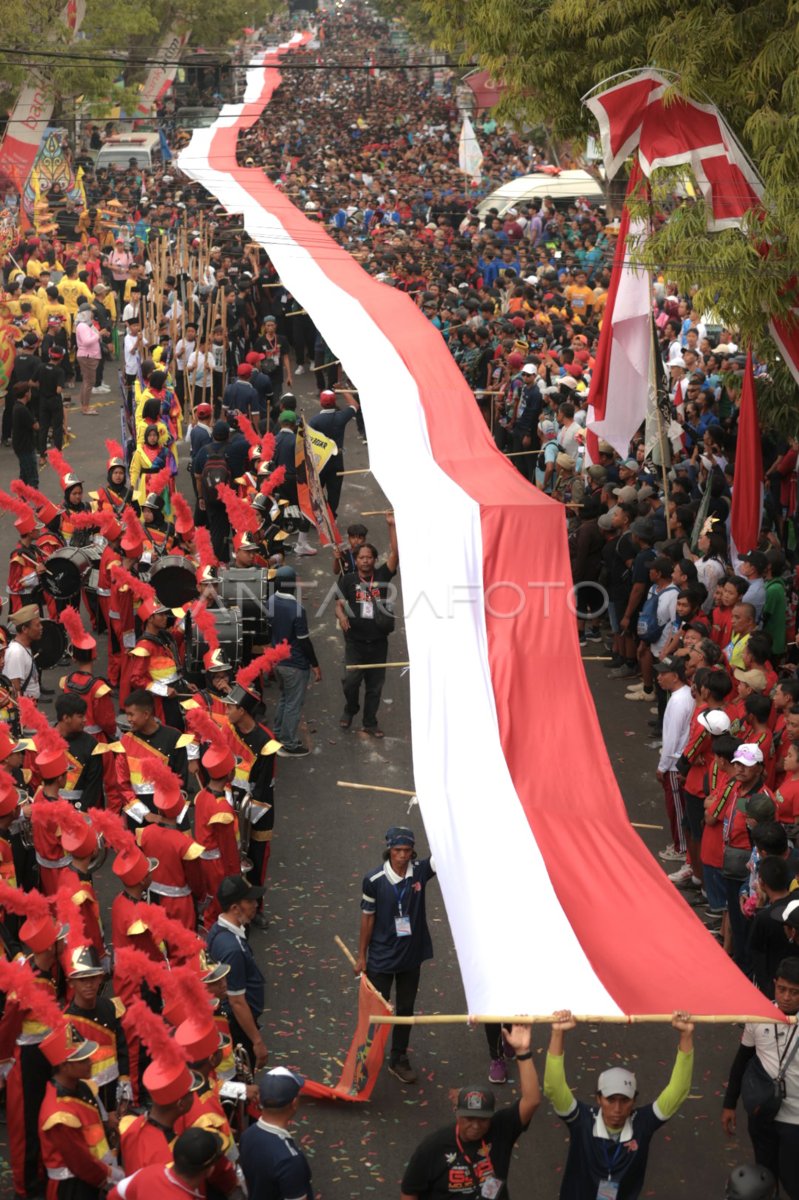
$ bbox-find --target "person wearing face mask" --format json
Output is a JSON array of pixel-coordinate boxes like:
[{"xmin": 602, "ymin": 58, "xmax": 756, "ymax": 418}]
[{"xmin": 544, "ymin": 1009, "xmax": 695, "ymax": 1199}]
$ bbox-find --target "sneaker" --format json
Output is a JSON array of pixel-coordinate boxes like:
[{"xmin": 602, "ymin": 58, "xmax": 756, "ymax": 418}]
[
  {"xmin": 93, "ymin": 384, "xmax": 111, "ymax": 393},
  {"xmin": 658, "ymin": 846, "xmax": 686, "ymax": 862},
  {"xmin": 608, "ymin": 664, "xmax": 638, "ymax": 679},
  {"xmin": 277, "ymin": 744, "xmax": 310, "ymax": 757},
  {"xmin": 578, "ymin": 635, "xmax": 587, "ymax": 648},
  {"xmin": 625, "ymin": 688, "xmax": 654, "ymax": 701},
  {"xmin": 388, "ymin": 1056, "xmax": 417, "ymax": 1084},
  {"xmin": 645, "ymin": 738, "xmax": 663, "ymax": 750},
  {"xmin": 295, "ymin": 365, "xmax": 306, "ymax": 375},
  {"xmin": 667, "ymin": 864, "xmax": 695, "ymax": 884},
  {"xmin": 586, "ymin": 628, "xmax": 603, "ymax": 642},
  {"xmin": 488, "ymin": 1058, "xmax": 508, "ymax": 1085},
  {"xmin": 91, "ymin": 386, "xmax": 106, "ymax": 394},
  {"xmin": 294, "ymin": 544, "xmax": 318, "ymax": 557}
]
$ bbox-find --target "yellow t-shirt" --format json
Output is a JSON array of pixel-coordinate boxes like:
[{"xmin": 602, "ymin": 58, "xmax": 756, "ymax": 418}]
[
  {"xmin": 40, "ymin": 300, "xmax": 71, "ymax": 334},
  {"xmin": 59, "ymin": 277, "xmax": 93, "ymax": 314},
  {"xmin": 565, "ymin": 284, "xmax": 595, "ymax": 315}
]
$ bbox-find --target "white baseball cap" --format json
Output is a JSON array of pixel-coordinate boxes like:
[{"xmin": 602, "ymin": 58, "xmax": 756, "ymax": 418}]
[
  {"xmin": 597, "ymin": 1067, "xmax": 637, "ymax": 1098},
  {"xmin": 698, "ymin": 709, "xmax": 732, "ymax": 736},
  {"xmin": 732, "ymin": 743, "xmax": 764, "ymax": 767}
]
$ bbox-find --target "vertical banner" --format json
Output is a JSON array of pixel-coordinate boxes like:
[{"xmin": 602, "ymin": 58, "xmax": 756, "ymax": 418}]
[
  {"xmin": 301, "ymin": 975, "xmax": 392, "ymax": 1102},
  {"xmin": 0, "ymin": 0, "xmax": 86, "ymax": 191},
  {"xmin": 135, "ymin": 26, "xmax": 191, "ymax": 116},
  {"xmin": 295, "ymin": 421, "xmax": 340, "ymax": 546}
]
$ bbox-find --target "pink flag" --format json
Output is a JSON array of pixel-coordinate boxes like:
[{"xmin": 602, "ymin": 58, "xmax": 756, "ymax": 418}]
[{"xmin": 730, "ymin": 351, "xmax": 764, "ymax": 556}]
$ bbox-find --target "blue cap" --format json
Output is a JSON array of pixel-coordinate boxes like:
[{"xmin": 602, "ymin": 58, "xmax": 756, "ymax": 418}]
[
  {"xmin": 274, "ymin": 565, "xmax": 296, "ymax": 586},
  {"xmin": 258, "ymin": 1067, "xmax": 305, "ymax": 1107},
  {"xmin": 386, "ymin": 826, "xmax": 415, "ymax": 848}
]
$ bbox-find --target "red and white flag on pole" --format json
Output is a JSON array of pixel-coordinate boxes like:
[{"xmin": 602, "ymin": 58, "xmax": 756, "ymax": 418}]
[
  {"xmin": 730, "ymin": 351, "xmax": 764, "ymax": 556},
  {"xmin": 585, "ymin": 162, "xmax": 651, "ymax": 460}
]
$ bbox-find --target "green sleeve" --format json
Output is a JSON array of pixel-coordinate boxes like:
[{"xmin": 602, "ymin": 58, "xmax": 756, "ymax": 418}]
[
  {"xmin": 653, "ymin": 1048, "xmax": 694, "ymax": 1120},
  {"xmin": 544, "ymin": 1052, "xmax": 576, "ymax": 1116}
]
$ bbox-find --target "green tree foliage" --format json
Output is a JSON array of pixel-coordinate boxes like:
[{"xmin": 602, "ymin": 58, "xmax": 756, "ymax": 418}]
[
  {"xmin": 0, "ymin": 0, "xmax": 282, "ymax": 119},
  {"xmin": 385, "ymin": 0, "xmax": 799, "ymax": 397}
]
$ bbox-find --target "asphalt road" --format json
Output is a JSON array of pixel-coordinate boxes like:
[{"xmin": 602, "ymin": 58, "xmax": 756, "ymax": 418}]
[{"xmin": 0, "ymin": 374, "xmax": 751, "ymax": 1198}]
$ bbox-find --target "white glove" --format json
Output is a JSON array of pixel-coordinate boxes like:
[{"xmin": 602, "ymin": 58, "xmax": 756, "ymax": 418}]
[{"xmin": 116, "ymin": 1079, "xmax": 133, "ymax": 1108}]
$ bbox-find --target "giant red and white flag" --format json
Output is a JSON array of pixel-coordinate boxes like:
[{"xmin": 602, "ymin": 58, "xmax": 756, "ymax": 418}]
[
  {"xmin": 179, "ymin": 39, "xmax": 778, "ymax": 1020},
  {"xmin": 730, "ymin": 351, "xmax": 764, "ymax": 556},
  {"xmin": 0, "ymin": 0, "xmax": 86, "ymax": 190},
  {"xmin": 586, "ymin": 162, "xmax": 651, "ymax": 459},
  {"xmin": 585, "ymin": 70, "xmax": 799, "ymax": 386}
]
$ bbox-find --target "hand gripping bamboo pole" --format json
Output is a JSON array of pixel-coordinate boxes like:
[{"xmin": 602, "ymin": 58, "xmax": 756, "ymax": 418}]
[{"xmin": 370, "ymin": 1013, "xmax": 797, "ymax": 1026}]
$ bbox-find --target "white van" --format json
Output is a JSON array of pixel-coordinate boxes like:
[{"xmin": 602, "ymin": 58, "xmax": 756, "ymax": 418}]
[
  {"xmin": 95, "ymin": 132, "xmax": 162, "ymax": 173},
  {"xmin": 476, "ymin": 169, "xmax": 605, "ymax": 222}
]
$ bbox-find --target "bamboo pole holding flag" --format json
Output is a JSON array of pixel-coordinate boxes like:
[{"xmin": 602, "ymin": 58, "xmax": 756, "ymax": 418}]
[{"xmin": 371, "ymin": 1012, "xmax": 795, "ymax": 1026}]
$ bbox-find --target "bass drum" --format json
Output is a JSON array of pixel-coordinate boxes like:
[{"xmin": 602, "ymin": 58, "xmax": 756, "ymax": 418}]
[
  {"xmin": 185, "ymin": 605, "xmax": 243, "ymax": 680},
  {"xmin": 35, "ymin": 619, "xmax": 67, "ymax": 670},
  {"xmin": 150, "ymin": 555, "xmax": 197, "ymax": 609},
  {"xmin": 216, "ymin": 569, "xmax": 270, "ymax": 643},
  {"xmin": 45, "ymin": 547, "xmax": 93, "ymax": 599}
]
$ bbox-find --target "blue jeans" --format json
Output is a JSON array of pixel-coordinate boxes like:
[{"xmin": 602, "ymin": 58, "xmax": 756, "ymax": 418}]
[{"xmin": 273, "ymin": 663, "xmax": 309, "ymax": 750}]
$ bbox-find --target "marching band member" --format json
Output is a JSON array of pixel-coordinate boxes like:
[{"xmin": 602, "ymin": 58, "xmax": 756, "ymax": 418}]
[
  {"xmin": 116, "ymin": 689, "xmax": 191, "ymax": 825},
  {"xmin": 185, "ymin": 710, "xmax": 239, "ymax": 928},
  {"xmin": 137, "ymin": 757, "xmax": 204, "ymax": 927},
  {"xmin": 90, "ymin": 441, "xmax": 130, "ymax": 518},
  {"xmin": 38, "ymin": 1016, "xmax": 121, "ymax": 1200},
  {"xmin": 59, "ymin": 607, "xmax": 117, "ymax": 743},
  {"xmin": 62, "ymin": 937, "xmax": 130, "ymax": 1119},
  {"xmin": 54, "ymin": 694, "xmax": 105, "ymax": 811},
  {"xmin": 108, "ymin": 510, "xmax": 146, "ymax": 702}
]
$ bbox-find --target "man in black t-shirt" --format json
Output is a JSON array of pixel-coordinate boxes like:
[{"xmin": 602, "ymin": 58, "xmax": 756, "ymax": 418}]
[
  {"xmin": 11, "ymin": 383, "xmax": 39, "ymax": 486},
  {"xmin": 400, "ymin": 1023, "xmax": 540, "ymax": 1200},
  {"xmin": 37, "ymin": 346, "xmax": 66, "ymax": 461},
  {"xmin": 334, "ymin": 515, "xmax": 398, "ymax": 737}
]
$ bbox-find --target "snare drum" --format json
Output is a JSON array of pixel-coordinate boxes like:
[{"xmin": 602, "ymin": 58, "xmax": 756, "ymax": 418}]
[
  {"xmin": 217, "ymin": 568, "xmax": 271, "ymax": 642},
  {"xmin": 45, "ymin": 547, "xmax": 94, "ymax": 599},
  {"xmin": 150, "ymin": 554, "xmax": 198, "ymax": 609},
  {"xmin": 185, "ymin": 605, "xmax": 243, "ymax": 677},
  {"xmin": 83, "ymin": 544, "xmax": 103, "ymax": 595}
]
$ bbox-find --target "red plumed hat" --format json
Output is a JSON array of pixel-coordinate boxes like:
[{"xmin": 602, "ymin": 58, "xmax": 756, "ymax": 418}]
[
  {"xmin": 0, "ymin": 488, "xmax": 37, "ymax": 535},
  {"xmin": 47, "ymin": 447, "xmax": 81, "ymax": 491},
  {"xmin": 139, "ymin": 755, "xmax": 184, "ymax": 817},
  {"xmin": 216, "ymin": 482, "xmax": 260, "ymax": 534},
  {"xmin": 120, "ymin": 505, "xmax": 146, "ymax": 555},
  {"xmin": 0, "ymin": 881, "xmax": 57, "ymax": 951},
  {"xmin": 133, "ymin": 900, "xmax": 204, "ymax": 964},
  {"xmin": 105, "ymin": 439, "xmax": 126, "ymax": 471},
  {"xmin": 122, "ymin": 999, "xmax": 194, "ymax": 1104},
  {"xmin": 61, "ymin": 605, "xmax": 96, "ymax": 655},
  {"xmin": 185, "ymin": 707, "xmax": 236, "ymax": 779},
  {"xmin": 111, "ymin": 566, "xmax": 166, "ymax": 622},
  {"xmin": 172, "ymin": 491, "xmax": 194, "ymax": 537},
  {"xmin": 10, "ymin": 480, "xmax": 60, "ymax": 527}
]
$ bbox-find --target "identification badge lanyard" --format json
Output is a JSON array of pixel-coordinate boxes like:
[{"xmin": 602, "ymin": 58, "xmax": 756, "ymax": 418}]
[
  {"xmin": 394, "ymin": 878, "xmax": 411, "ymax": 937},
  {"xmin": 596, "ymin": 1137, "xmax": 626, "ymax": 1199},
  {"xmin": 454, "ymin": 1131, "xmax": 502, "ymax": 1199},
  {"xmin": 357, "ymin": 575, "xmax": 379, "ymax": 619}
]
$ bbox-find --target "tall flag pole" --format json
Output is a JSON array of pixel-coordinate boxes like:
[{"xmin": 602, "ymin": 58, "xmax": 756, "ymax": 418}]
[{"xmin": 730, "ymin": 350, "xmax": 764, "ymax": 556}]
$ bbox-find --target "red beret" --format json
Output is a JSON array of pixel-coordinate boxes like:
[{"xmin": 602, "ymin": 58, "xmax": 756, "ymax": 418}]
[{"xmin": 237, "ymin": 363, "xmax": 253, "ymax": 379}]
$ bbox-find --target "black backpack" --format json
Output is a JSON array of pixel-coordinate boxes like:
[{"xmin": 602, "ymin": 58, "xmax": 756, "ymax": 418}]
[{"xmin": 201, "ymin": 452, "xmax": 231, "ymax": 505}]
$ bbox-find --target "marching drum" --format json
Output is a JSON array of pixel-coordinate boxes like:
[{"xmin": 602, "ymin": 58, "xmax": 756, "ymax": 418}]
[
  {"xmin": 35, "ymin": 619, "xmax": 67, "ymax": 670},
  {"xmin": 217, "ymin": 568, "xmax": 271, "ymax": 644},
  {"xmin": 185, "ymin": 605, "xmax": 243, "ymax": 678},
  {"xmin": 83, "ymin": 544, "xmax": 104, "ymax": 595},
  {"xmin": 150, "ymin": 555, "xmax": 198, "ymax": 609},
  {"xmin": 279, "ymin": 504, "xmax": 310, "ymax": 534},
  {"xmin": 45, "ymin": 547, "xmax": 94, "ymax": 599}
]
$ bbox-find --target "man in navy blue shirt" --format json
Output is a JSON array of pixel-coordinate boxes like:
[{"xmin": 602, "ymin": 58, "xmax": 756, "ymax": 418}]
[
  {"xmin": 266, "ymin": 566, "xmax": 320, "ymax": 758},
  {"xmin": 354, "ymin": 827, "xmax": 436, "ymax": 1084},
  {"xmin": 239, "ymin": 1068, "xmax": 312, "ymax": 1200},
  {"xmin": 206, "ymin": 875, "xmax": 268, "ymax": 1069},
  {"xmin": 308, "ymin": 390, "xmax": 359, "ymax": 518}
]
